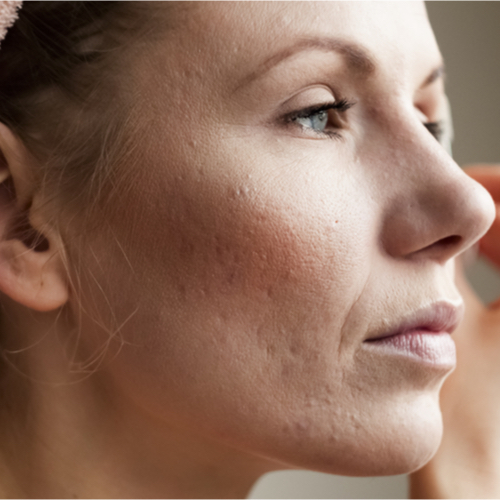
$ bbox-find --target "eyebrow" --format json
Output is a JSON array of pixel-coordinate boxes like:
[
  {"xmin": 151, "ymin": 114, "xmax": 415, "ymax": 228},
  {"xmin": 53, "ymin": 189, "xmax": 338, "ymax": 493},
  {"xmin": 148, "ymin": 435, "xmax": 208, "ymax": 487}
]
[
  {"xmin": 237, "ymin": 36, "xmax": 444, "ymax": 92},
  {"xmin": 237, "ymin": 37, "xmax": 376, "ymax": 90}
]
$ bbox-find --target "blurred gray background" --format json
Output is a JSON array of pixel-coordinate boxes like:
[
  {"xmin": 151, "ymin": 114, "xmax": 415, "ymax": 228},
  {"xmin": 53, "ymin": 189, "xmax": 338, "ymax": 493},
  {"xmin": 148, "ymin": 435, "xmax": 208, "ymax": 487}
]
[{"xmin": 250, "ymin": 2, "xmax": 500, "ymax": 498}]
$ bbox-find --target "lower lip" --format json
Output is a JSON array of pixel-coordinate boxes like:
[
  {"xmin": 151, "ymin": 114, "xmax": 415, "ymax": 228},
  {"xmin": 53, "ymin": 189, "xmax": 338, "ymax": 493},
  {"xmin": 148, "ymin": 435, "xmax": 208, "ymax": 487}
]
[{"xmin": 365, "ymin": 331, "xmax": 456, "ymax": 367}]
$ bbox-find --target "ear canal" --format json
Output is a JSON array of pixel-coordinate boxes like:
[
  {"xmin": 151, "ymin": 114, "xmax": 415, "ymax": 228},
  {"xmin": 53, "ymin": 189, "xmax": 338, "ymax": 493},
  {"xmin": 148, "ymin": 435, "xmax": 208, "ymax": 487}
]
[
  {"xmin": 0, "ymin": 175, "xmax": 49, "ymax": 252},
  {"xmin": 8, "ymin": 206, "xmax": 50, "ymax": 252}
]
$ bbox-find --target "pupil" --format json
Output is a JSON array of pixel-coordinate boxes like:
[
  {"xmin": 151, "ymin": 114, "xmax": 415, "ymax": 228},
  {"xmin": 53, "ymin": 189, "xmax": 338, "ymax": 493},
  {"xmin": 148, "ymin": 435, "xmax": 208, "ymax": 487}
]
[{"xmin": 314, "ymin": 110, "xmax": 328, "ymax": 129}]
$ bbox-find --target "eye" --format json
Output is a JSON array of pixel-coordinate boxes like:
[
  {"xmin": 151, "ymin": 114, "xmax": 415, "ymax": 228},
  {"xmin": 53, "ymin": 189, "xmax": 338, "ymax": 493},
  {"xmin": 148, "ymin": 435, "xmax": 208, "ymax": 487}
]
[
  {"xmin": 284, "ymin": 98, "xmax": 355, "ymax": 139},
  {"xmin": 296, "ymin": 108, "xmax": 329, "ymax": 133},
  {"xmin": 424, "ymin": 120, "xmax": 445, "ymax": 143}
]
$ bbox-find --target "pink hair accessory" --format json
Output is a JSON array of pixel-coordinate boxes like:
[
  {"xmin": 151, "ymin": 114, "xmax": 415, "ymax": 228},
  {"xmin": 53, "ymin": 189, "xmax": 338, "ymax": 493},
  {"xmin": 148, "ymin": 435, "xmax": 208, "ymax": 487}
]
[{"xmin": 0, "ymin": 1, "xmax": 21, "ymax": 47}]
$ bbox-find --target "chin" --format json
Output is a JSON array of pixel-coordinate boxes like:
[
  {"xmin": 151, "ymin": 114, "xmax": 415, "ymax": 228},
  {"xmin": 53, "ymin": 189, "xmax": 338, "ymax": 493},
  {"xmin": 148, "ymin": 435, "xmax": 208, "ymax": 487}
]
[
  {"xmin": 335, "ymin": 394, "xmax": 444, "ymax": 477},
  {"xmin": 383, "ymin": 394, "xmax": 445, "ymax": 475},
  {"xmin": 268, "ymin": 391, "xmax": 445, "ymax": 478}
]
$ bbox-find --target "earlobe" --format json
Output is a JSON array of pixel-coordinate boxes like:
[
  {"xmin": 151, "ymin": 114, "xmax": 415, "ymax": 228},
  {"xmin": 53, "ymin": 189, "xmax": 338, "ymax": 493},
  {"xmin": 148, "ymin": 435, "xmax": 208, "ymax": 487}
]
[
  {"xmin": 0, "ymin": 237, "xmax": 68, "ymax": 312},
  {"xmin": 0, "ymin": 123, "xmax": 69, "ymax": 312}
]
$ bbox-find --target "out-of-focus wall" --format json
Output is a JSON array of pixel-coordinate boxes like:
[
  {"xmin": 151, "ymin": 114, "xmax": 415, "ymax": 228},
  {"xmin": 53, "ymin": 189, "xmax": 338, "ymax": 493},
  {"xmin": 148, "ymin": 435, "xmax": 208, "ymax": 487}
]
[{"xmin": 250, "ymin": 3, "xmax": 500, "ymax": 498}]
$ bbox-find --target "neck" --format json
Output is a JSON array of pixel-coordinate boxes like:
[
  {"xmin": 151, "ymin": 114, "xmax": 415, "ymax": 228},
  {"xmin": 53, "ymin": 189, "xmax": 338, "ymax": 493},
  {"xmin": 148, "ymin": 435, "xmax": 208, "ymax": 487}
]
[{"xmin": 0, "ymin": 303, "xmax": 274, "ymax": 498}]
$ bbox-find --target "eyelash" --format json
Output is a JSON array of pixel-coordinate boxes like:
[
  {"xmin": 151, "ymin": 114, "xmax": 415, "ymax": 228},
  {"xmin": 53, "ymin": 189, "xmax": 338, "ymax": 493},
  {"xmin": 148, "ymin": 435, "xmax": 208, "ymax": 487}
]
[
  {"xmin": 284, "ymin": 101, "xmax": 446, "ymax": 143},
  {"xmin": 423, "ymin": 121, "xmax": 444, "ymax": 143},
  {"xmin": 283, "ymin": 98, "xmax": 355, "ymax": 139}
]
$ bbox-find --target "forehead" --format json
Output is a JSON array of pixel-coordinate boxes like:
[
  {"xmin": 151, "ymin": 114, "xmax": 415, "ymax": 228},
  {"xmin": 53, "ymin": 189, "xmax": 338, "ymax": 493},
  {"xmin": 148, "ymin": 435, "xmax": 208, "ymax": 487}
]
[
  {"xmin": 157, "ymin": 2, "xmax": 440, "ymax": 91},
  {"xmin": 186, "ymin": 1, "xmax": 430, "ymax": 39}
]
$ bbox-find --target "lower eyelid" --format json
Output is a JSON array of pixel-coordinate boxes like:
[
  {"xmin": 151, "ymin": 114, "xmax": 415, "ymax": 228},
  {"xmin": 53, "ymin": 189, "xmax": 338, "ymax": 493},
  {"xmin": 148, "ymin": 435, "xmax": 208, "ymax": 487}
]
[{"xmin": 282, "ymin": 121, "xmax": 344, "ymax": 141}]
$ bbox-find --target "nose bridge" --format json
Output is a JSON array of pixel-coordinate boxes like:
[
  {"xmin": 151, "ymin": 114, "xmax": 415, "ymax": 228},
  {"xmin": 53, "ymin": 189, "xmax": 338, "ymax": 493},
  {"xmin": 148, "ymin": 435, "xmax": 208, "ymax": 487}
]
[{"xmin": 380, "ymin": 127, "xmax": 495, "ymax": 262}]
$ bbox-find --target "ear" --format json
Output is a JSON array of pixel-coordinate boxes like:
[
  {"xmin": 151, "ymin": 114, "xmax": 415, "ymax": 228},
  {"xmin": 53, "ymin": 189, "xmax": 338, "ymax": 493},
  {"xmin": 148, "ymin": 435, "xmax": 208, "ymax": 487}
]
[{"xmin": 0, "ymin": 122, "xmax": 68, "ymax": 312}]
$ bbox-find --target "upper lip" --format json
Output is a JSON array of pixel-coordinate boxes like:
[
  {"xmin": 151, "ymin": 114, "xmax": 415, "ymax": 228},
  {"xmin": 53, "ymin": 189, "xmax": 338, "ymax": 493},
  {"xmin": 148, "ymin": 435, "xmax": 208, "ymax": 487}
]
[{"xmin": 365, "ymin": 301, "xmax": 464, "ymax": 342}]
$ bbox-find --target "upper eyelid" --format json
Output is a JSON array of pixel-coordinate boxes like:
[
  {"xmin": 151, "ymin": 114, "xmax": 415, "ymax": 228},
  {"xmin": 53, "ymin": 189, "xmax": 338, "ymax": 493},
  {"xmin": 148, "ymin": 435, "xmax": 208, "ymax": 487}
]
[
  {"xmin": 275, "ymin": 84, "xmax": 338, "ymax": 113},
  {"xmin": 284, "ymin": 99, "xmax": 355, "ymax": 121}
]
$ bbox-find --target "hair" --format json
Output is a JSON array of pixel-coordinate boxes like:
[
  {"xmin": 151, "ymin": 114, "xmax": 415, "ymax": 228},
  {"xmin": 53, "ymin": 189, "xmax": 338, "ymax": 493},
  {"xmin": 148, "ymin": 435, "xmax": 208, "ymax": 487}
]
[
  {"xmin": 0, "ymin": 2, "xmax": 174, "ymax": 384},
  {"xmin": 0, "ymin": 1, "xmax": 164, "ymax": 221}
]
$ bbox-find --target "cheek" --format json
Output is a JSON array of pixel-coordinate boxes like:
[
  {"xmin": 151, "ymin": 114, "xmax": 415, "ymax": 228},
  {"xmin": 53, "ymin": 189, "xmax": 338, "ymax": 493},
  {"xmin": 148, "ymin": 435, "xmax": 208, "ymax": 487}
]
[
  {"xmin": 97, "ymin": 162, "xmax": 375, "ymax": 409},
  {"xmin": 153, "ymin": 186, "xmax": 358, "ymax": 352}
]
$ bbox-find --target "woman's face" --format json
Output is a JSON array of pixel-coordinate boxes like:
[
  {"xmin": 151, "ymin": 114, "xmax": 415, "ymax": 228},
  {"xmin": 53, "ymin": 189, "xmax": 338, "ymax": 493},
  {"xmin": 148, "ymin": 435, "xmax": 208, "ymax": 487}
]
[{"xmin": 74, "ymin": 2, "xmax": 494, "ymax": 475}]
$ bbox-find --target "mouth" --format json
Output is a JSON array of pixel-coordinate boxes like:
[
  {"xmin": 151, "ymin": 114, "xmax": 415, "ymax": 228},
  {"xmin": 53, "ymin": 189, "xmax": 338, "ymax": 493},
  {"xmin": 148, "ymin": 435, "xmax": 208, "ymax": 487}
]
[{"xmin": 363, "ymin": 301, "xmax": 464, "ymax": 366}]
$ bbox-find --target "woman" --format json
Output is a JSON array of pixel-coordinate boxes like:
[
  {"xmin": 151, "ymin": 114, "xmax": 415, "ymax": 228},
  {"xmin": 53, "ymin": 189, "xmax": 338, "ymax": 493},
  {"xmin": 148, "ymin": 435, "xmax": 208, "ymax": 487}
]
[{"xmin": 0, "ymin": 1, "xmax": 498, "ymax": 497}]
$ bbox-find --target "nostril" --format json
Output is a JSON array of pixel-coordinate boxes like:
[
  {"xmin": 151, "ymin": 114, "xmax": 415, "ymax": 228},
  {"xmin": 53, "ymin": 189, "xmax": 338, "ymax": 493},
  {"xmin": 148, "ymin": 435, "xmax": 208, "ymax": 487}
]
[
  {"xmin": 436, "ymin": 235, "xmax": 462, "ymax": 249},
  {"xmin": 415, "ymin": 234, "xmax": 462, "ymax": 260}
]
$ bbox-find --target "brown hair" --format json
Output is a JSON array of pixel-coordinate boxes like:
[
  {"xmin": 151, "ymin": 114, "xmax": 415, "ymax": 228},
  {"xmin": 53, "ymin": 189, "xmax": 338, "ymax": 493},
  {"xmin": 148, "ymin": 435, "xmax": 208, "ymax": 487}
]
[{"xmin": 0, "ymin": 1, "xmax": 160, "ymax": 220}]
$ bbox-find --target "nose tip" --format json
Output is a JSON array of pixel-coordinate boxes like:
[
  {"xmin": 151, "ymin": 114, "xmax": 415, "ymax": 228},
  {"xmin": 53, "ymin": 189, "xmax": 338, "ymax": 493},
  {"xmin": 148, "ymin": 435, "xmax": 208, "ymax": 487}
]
[
  {"xmin": 462, "ymin": 174, "xmax": 496, "ymax": 246},
  {"xmin": 382, "ymin": 164, "xmax": 496, "ymax": 263},
  {"xmin": 424, "ymin": 177, "xmax": 494, "ymax": 261}
]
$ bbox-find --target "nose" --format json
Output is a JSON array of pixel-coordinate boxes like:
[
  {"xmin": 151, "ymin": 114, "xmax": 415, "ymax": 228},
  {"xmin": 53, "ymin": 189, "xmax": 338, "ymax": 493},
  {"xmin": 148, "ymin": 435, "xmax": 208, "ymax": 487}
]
[{"xmin": 381, "ymin": 132, "xmax": 495, "ymax": 263}]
